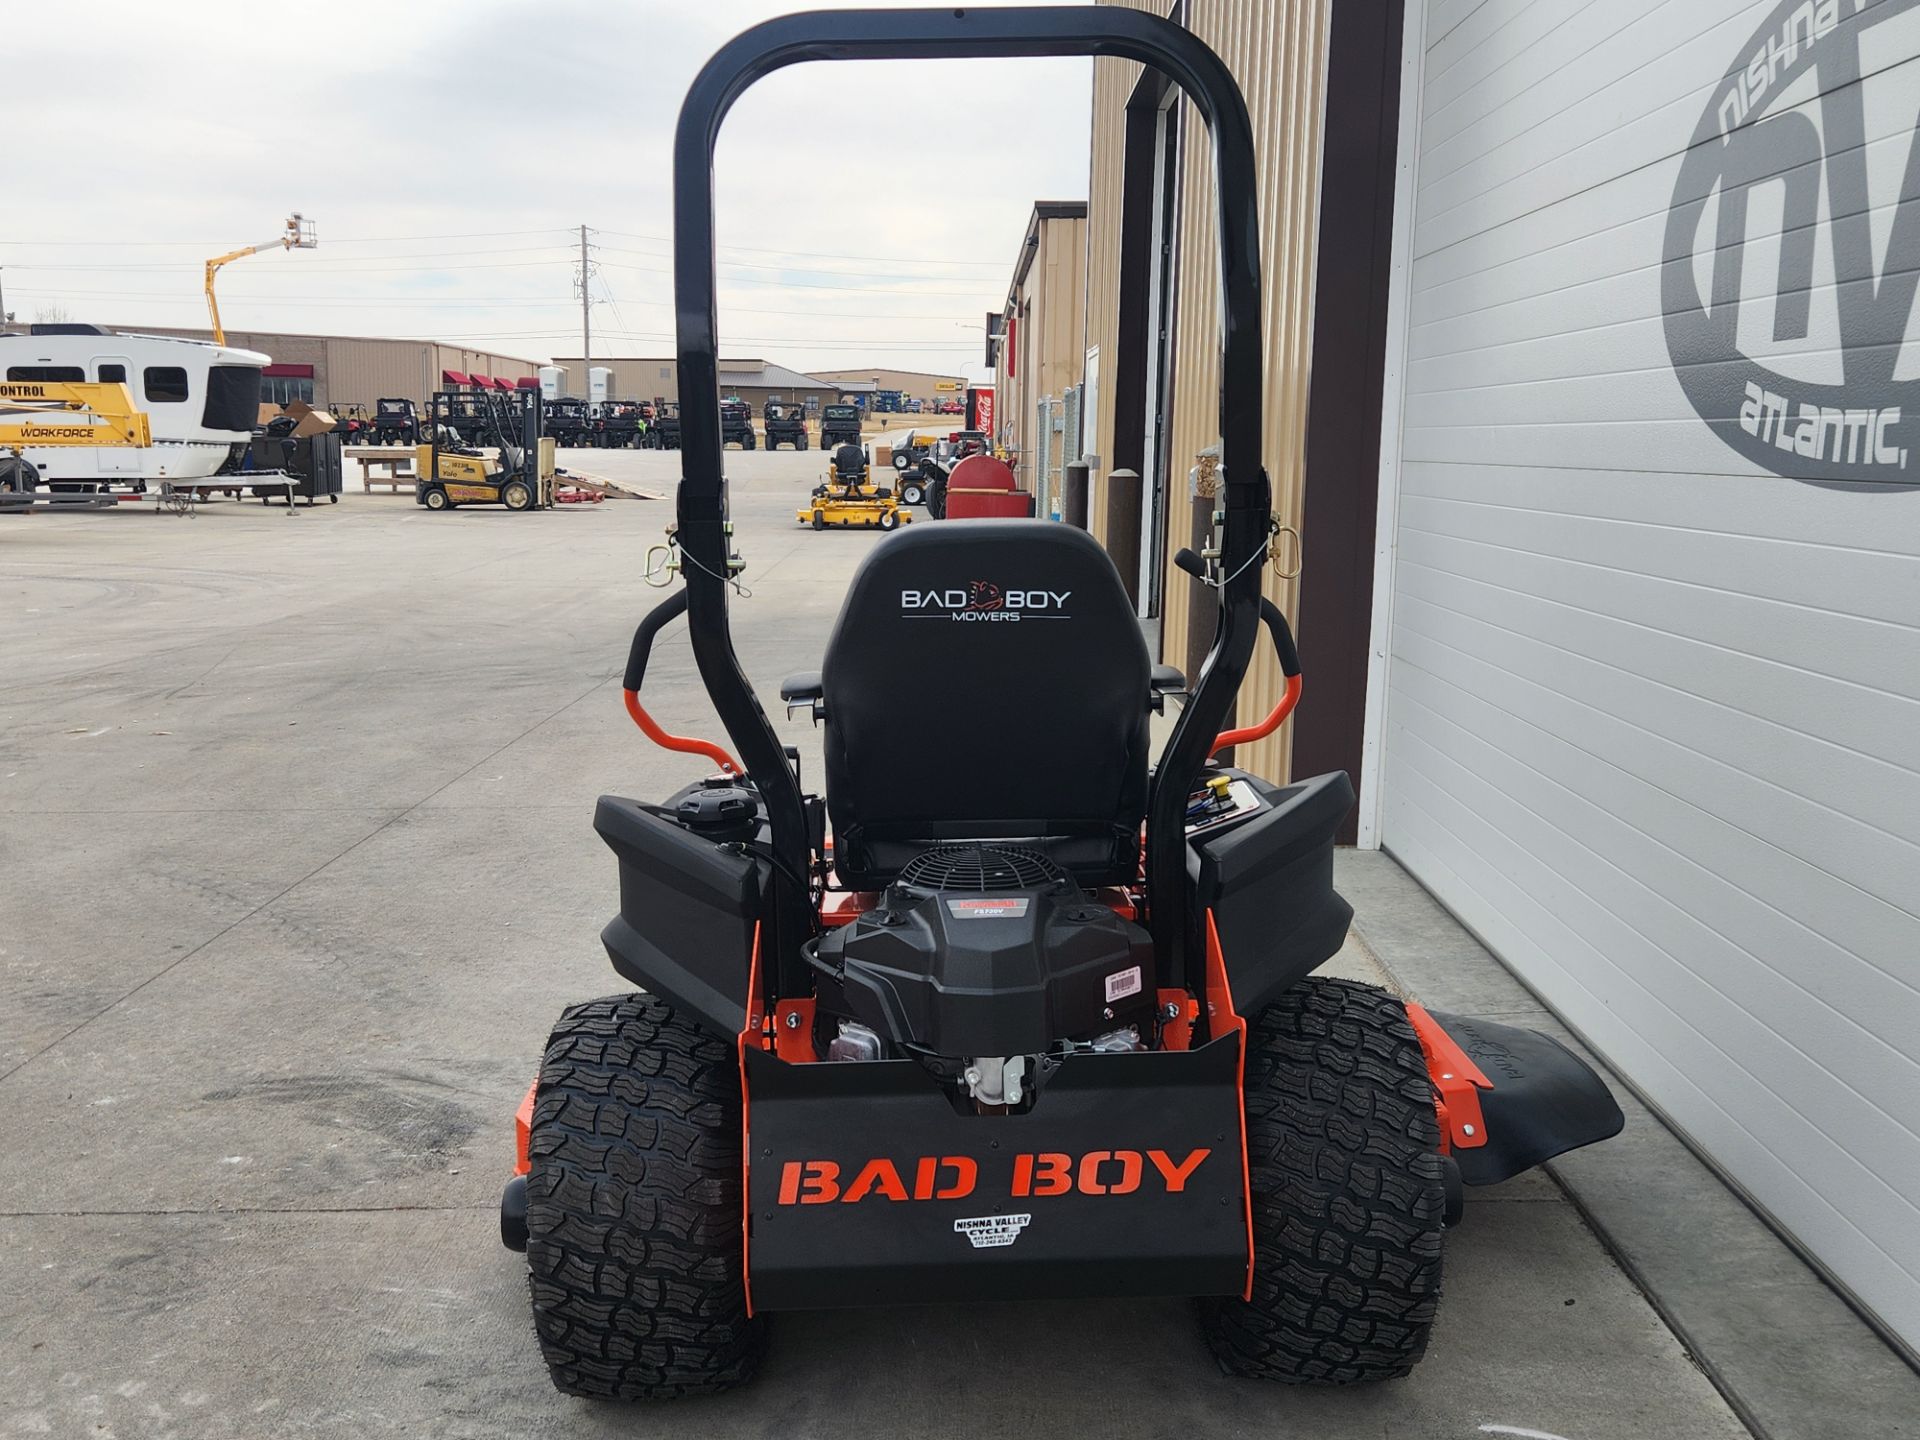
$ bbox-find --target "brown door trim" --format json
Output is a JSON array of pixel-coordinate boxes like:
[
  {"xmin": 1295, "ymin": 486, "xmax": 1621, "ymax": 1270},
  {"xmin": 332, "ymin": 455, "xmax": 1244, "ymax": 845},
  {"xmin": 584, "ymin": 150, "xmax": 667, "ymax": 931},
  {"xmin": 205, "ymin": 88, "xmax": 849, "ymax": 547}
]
[{"xmin": 1292, "ymin": 0, "xmax": 1406, "ymax": 844}]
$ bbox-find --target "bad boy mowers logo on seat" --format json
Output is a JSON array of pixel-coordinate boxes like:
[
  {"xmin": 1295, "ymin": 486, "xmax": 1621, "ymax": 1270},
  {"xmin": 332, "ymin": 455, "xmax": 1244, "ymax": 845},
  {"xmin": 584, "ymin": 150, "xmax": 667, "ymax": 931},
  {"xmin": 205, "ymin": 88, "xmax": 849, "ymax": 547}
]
[
  {"xmin": 1662, "ymin": 0, "xmax": 1920, "ymax": 483},
  {"xmin": 899, "ymin": 580, "xmax": 1073, "ymax": 621}
]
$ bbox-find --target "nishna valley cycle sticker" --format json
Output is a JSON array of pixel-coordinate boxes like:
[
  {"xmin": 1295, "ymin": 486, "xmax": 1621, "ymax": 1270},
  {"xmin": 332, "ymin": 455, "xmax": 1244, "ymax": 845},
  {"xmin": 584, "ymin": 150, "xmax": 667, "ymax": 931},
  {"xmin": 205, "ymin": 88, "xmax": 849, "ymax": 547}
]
[{"xmin": 1663, "ymin": 0, "xmax": 1920, "ymax": 484}]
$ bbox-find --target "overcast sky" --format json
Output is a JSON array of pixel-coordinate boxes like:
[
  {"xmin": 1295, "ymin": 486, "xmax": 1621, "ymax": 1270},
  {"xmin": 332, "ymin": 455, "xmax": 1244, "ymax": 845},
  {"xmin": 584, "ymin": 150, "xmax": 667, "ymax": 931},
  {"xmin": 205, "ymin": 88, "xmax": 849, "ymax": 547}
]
[{"xmin": 1, "ymin": 0, "xmax": 1094, "ymax": 377}]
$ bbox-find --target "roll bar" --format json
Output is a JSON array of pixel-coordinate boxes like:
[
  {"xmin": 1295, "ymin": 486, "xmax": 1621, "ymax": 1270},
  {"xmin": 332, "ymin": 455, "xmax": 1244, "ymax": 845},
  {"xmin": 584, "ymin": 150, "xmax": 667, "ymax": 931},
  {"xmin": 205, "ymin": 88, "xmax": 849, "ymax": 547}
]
[{"xmin": 671, "ymin": 7, "xmax": 1270, "ymax": 1009}]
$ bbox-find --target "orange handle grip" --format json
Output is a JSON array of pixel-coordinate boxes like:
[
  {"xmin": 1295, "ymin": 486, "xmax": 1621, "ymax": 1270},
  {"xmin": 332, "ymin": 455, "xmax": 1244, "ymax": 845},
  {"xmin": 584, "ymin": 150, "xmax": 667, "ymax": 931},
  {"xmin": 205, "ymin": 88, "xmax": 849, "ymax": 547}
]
[
  {"xmin": 623, "ymin": 688, "xmax": 741, "ymax": 776},
  {"xmin": 1209, "ymin": 672, "xmax": 1302, "ymax": 758}
]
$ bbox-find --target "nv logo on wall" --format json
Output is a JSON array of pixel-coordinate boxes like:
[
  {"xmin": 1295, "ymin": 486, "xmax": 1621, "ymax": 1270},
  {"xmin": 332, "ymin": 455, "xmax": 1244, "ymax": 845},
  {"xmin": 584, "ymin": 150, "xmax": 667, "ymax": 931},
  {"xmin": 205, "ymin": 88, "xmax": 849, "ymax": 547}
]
[{"xmin": 1663, "ymin": 0, "xmax": 1920, "ymax": 484}]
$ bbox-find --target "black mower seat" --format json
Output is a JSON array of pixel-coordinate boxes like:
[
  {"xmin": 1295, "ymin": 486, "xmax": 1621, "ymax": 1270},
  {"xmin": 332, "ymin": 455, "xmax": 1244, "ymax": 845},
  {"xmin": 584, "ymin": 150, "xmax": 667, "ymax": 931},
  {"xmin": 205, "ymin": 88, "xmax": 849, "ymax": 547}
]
[{"xmin": 818, "ymin": 520, "xmax": 1150, "ymax": 890}]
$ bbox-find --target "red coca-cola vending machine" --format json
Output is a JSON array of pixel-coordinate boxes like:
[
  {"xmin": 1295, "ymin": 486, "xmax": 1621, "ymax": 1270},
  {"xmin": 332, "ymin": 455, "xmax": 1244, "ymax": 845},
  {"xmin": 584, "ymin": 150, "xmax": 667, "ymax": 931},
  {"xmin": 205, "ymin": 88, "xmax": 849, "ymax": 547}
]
[{"xmin": 966, "ymin": 384, "xmax": 995, "ymax": 439}]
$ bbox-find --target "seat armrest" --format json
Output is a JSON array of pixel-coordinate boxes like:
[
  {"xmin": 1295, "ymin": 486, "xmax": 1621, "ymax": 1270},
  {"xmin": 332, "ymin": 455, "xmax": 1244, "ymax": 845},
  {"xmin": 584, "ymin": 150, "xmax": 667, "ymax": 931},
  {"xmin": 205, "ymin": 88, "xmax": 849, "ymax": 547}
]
[
  {"xmin": 781, "ymin": 670, "xmax": 826, "ymax": 725},
  {"xmin": 1150, "ymin": 664, "xmax": 1186, "ymax": 714},
  {"xmin": 780, "ymin": 671, "xmax": 823, "ymax": 702}
]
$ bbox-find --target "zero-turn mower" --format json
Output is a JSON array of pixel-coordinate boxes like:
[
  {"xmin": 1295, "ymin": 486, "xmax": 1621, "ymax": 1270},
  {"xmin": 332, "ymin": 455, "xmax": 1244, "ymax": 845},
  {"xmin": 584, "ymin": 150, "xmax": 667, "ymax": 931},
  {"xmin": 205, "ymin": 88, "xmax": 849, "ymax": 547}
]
[
  {"xmin": 499, "ymin": 6, "xmax": 1623, "ymax": 1402},
  {"xmin": 797, "ymin": 441, "xmax": 909, "ymax": 531}
]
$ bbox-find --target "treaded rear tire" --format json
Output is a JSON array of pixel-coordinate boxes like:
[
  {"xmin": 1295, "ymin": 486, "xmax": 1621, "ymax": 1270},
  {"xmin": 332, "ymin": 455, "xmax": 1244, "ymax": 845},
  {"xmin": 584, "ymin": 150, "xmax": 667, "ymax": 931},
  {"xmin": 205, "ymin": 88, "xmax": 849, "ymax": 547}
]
[
  {"xmin": 1200, "ymin": 976, "xmax": 1445, "ymax": 1384},
  {"xmin": 525, "ymin": 993, "xmax": 766, "ymax": 1399}
]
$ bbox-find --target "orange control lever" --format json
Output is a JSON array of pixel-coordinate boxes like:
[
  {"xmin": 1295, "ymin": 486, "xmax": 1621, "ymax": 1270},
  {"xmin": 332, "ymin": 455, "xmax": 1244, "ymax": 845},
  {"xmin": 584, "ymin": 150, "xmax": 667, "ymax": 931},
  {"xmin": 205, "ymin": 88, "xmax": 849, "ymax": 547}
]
[
  {"xmin": 1210, "ymin": 671, "xmax": 1302, "ymax": 757},
  {"xmin": 623, "ymin": 688, "xmax": 740, "ymax": 776},
  {"xmin": 622, "ymin": 588, "xmax": 742, "ymax": 776},
  {"xmin": 1172, "ymin": 550, "xmax": 1304, "ymax": 759}
]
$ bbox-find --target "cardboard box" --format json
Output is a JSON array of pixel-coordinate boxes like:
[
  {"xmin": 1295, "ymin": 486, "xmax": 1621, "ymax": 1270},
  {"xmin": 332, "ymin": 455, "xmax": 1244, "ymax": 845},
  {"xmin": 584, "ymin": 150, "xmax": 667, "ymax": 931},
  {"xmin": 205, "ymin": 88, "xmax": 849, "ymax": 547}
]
[
  {"xmin": 257, "ymin": 403, "xmax": 284, "ymax": 427},
  {"xmin": 283, "ymin": 400, "xmax": 337, "ymax": 438}
]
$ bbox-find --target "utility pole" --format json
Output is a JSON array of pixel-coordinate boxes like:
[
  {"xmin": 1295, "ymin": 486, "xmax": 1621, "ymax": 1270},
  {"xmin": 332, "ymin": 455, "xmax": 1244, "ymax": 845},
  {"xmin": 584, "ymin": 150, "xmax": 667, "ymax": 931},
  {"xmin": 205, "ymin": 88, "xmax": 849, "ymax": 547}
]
[
  {"xmin": 0, "ymin": 266, "xmax": 11, "ymax": 333},
  {"xmin": 578, "ymin": 224, "xmax": 592, "ymax": 375}
]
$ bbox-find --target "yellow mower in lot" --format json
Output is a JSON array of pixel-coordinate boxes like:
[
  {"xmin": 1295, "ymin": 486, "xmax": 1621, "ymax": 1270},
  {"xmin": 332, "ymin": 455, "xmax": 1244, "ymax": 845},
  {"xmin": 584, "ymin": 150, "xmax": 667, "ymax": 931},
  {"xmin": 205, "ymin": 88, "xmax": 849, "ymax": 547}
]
[{"xmin": 797, "ymin": 442, "xmax": 911, "ymax": 532}]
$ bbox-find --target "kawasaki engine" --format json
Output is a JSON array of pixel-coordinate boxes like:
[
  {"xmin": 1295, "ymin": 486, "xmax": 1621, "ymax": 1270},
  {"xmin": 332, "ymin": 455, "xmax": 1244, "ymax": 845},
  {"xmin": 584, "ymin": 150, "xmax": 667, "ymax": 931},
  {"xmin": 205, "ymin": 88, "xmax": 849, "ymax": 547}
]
[{"xmin": 805, "ymin": 846, "xmax": 1154, "ymax": 1103}]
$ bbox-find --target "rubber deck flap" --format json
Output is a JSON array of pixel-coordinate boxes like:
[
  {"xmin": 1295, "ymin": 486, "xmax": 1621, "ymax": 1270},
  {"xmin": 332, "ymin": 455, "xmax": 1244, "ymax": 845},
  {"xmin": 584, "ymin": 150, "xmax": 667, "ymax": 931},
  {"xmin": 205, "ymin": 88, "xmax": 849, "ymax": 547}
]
[{"xmin": 1426, "ymin": 1011, "xmax": 1625, "ymax": 1186}]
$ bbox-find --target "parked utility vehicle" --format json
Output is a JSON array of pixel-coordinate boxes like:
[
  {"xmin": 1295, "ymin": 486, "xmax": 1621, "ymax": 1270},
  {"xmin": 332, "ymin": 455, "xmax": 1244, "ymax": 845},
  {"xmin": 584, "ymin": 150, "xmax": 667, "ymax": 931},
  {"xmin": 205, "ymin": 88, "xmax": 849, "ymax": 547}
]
[
  {"xmin": 721, "ymin": 397, "xmax": 757, "ymax": 449},
  {"xmin": 818, "ymin": 401, "xmax": 862, "ymax": 450},
  {"xmin": 763, "ymin": 399, "xmax": 808, "ymax": 449}
]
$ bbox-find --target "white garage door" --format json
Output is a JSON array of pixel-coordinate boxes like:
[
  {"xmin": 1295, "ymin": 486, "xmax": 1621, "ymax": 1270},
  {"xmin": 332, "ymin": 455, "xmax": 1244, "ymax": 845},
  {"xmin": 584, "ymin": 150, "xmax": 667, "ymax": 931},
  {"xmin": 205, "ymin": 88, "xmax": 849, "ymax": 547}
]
[{"xmin": 1373, "ymin": 0, "xmax": 1920, "ymax": 1353}]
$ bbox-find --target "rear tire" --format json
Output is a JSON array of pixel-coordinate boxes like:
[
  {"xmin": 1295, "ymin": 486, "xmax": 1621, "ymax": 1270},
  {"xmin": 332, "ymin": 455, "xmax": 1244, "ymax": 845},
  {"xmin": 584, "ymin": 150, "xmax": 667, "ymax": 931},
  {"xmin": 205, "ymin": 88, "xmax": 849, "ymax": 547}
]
[
  {"xmin": 422, "ymin": 487, "xmax": 451, "ymax": 511},
  {"xmin": 525, "ymin": 993, "xmax": 766, "ymax": 1399},
  {"xmin": 901, "ymin": 483, "xmax": 925, "ymax": 506},
  {"xmin": 1200, "ymin": 977, "xmax": 1445, "ymax": 1384}
]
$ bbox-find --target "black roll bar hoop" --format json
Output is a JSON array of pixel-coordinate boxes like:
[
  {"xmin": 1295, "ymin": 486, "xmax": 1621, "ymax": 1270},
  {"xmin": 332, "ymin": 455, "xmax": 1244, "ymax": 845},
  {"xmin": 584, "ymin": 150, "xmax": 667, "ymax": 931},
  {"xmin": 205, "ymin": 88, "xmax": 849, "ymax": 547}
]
[{"xmin": 671, "ymin": 7, "xmax": 1271, "ymax": 1010}]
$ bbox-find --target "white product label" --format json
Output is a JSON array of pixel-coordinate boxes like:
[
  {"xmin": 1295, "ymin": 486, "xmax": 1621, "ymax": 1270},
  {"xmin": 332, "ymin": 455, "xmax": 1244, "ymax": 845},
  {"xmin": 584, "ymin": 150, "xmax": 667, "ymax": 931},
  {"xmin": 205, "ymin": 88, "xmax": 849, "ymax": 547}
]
[
  {"xmin": 1105, "ymin": 966, "xmax": 1143, "ymax": 1003},
  {"xmin": 954, "ymin": 1213, "xmax": 1032, "ymax": 1249}
]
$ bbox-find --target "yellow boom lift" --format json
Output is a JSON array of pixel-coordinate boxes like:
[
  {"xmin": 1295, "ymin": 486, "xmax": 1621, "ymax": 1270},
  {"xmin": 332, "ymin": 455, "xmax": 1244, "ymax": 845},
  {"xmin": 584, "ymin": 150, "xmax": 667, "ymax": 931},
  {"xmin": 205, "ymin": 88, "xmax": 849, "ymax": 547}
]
[{"xmin": 205, "ymin": 214, "xmax": 317, "ymax": 345}]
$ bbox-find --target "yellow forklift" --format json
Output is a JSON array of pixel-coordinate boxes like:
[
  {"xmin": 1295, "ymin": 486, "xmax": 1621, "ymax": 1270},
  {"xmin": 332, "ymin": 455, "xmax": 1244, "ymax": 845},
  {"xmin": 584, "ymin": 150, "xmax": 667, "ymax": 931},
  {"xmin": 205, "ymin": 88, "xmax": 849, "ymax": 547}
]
[
  {"xmin": 797, "ymin": 441, "xmax": 910, "ymax": 531},
  {"xmin": 415, "ymin": 387, "xmax": 555, "ymax": 512}
]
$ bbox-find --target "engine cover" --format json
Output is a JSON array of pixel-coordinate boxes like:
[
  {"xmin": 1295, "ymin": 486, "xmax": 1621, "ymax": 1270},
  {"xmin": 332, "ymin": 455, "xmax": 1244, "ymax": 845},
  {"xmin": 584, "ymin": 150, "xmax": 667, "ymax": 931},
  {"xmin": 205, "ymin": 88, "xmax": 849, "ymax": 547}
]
[{"xmin": 809, "ymin": 848, "xmax": 1153, "ymax": 1056}]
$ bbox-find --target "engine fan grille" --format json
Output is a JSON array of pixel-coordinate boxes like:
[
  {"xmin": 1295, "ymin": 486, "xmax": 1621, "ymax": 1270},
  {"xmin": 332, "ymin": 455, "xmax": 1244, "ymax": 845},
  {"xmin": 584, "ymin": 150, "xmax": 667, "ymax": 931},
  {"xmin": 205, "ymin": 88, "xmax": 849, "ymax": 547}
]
[{"xmin": 898, "ymin": 844, "xmax": 1064, "ymax": 892}]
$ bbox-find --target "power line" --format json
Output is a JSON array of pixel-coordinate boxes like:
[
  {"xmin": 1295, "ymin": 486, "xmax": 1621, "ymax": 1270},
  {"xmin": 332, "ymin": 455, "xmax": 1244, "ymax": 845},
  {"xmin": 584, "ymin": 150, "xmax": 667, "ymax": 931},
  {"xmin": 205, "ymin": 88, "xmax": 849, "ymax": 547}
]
[
  {"xmin": 10, "ymin": 292, "xmax": 980, "ymax": 348},
  {"xmin": 5, "ymin": 226, "xmax": 1010, "ymax": 268},
  {"xmin": 595, "ymin": 228, "xmax": 1008, "ymax": 268},
  {"xmin": 11, "ymin": 256, "xmax": 999, "ymax": 294},
  {"xmin": 593, "ymin": 241, "xmax": 1005, "ymax": 282},
  {"xmin": 588, "ymin": 329, "xmax": 979, "ymax": 349},
  {"xmin": 5, "ymin": 285, "xmax": 982, "ymax": 321},
  {"xmin": 596, "ymin": 259, "xmax": 996, "ymax": 299},
  {"xmin": 0, "ymin": 228, "xmax": 571, "ymax": 247},
  {"xmin": 4, "ymin": 256, "xmax": 573, "ymax": 274}
]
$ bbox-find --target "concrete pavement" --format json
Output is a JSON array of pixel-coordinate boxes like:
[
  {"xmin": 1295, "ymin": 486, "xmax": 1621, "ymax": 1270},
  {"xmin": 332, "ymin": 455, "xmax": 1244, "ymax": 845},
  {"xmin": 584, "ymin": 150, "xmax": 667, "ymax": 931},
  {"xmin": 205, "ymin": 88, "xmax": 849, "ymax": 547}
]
[{"xmin": 2, "ymin": 448, "xmax": 1756, "ymax": 1438}]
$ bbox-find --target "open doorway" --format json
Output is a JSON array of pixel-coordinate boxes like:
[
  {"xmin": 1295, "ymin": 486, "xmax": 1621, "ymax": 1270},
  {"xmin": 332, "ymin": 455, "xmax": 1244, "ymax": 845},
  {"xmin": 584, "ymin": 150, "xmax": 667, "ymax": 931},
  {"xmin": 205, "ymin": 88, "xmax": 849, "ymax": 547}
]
[{"xmin": 1111, "ymin": 62, "xmax": 1185, "ymax": 636}]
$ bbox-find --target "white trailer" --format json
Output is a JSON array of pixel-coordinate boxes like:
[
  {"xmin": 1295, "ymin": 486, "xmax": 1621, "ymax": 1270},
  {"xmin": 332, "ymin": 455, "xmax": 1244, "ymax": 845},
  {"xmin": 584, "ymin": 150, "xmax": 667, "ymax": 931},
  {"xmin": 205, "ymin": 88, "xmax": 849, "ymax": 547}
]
[{"xmin": 0, "ymin": 326, "xmax": 269, "ymax": 487}]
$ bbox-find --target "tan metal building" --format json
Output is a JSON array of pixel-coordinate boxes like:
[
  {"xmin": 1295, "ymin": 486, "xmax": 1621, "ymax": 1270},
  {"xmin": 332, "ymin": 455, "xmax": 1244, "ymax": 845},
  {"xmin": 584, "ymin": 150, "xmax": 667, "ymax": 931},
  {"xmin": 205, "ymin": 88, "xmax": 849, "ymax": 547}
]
[
  {"xmin": 807, "ymin": 367, "xmax": 971, "ymax": 404},
  {"xmin": 99, "ymin": 325, "xmax": 541, "ymax": 410},
  {"xmin": 550, "ymin": 357, "xmax": 837, "ymax": 411},
  {"xmin": 1080, "ymin": 0, "xmax": 1335, "ymax": 790},
  {"xmin": 1067, "ymin": 0, "xmax": 1405, "ymax": 835},
  {"xmin": 992, "ymin": 201, "xmax": 1088, "ymax": 508}
]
